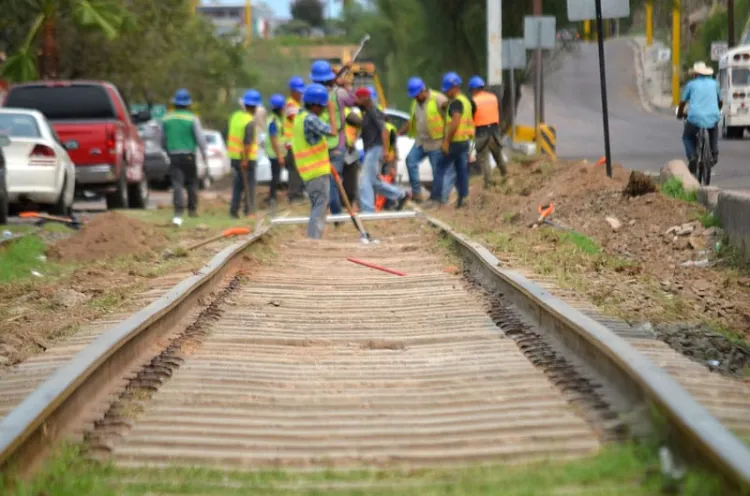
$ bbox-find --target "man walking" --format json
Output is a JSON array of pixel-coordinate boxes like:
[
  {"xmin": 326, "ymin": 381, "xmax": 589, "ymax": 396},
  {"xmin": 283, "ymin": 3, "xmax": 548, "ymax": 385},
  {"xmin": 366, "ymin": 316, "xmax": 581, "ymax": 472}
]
[
  {"xmin": 266, "ymin": 93, "xmax": 286, "ymax": 208},
  {"xmin": 161, "ymin": 89, "xmax": 209, "ymax": 226},
  {"xmin": 284, "ymin": 76, "xmax": 307, "ymax": 204},
  {"xmin": 434, "ymin": 72, "xmax": 475, "ymax": 208},
  {"xmin": 227, "ymin": 89, "xmax": 261, "ymax": 218},
  {"xmin": 400, "ymin": 77, "xmax": 455, "ymax": 205},
  {"xmin": 355, "ymin": 87, "xmax": 409, "ymax": 213},
  {"xmin": 468, "ymin": 75, "xmax": 507, "ymax": 188},
  {"xmin": 291, "ymin": 84, "xmax": 336, "ymax": 239}
]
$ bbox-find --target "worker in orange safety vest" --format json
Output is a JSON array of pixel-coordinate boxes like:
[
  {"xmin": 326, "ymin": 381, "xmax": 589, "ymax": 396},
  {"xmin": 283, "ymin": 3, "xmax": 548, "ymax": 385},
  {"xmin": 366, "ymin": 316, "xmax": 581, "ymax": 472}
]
[{"xmin": 468, "ymin": 75, "xmax": 507, "ymax": 188}]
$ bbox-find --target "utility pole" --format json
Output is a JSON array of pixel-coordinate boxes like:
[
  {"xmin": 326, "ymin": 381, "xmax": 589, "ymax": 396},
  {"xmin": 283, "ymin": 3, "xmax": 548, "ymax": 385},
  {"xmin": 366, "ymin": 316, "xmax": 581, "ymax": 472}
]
[
  {"xmin": 533, "ymin": 0, "xmax": 543, "ymax": 122},
  {"xmin": 487, "ymin": 0, "xmax": 503, "ymax": 85},
  {"xmin": 728, "ymin": 0, "xmax": 735, "ymax": 47},
  {"xmin": 645, "ymin": 0, "xmax": 653, "ymax": 46},
  {"xmin": 244, "ymin": 0, "xmax": 252, "ymax": 48},
  {"xmin": 672, "ymin": 0, "xmax": 680, "ymax": 106}
]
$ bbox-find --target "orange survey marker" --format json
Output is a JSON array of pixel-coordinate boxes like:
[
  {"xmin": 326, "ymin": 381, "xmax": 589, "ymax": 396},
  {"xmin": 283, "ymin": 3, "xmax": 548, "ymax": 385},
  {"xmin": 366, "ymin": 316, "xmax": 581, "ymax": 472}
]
[
  {"xmin": 529, "ymin": 203, "xmax": 555, "ymax": 228},
  {"xmin": 19, "ymin": 211, "xmax": 83, "ymax": 229},
  {"xmin": 186, "ymin": 227, "xmax": 251, "ymax": 251},
  {"xmin": 595, "ymin": 156, "xmax": 606, "ymax": 166}
]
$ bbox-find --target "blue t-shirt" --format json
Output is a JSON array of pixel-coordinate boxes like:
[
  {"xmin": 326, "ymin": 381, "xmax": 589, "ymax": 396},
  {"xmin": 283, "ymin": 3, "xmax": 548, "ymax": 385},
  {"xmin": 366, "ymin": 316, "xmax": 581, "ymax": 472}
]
[{"xmin": 681, "ymin": 76, "xmax": 721, "ymax": 129}]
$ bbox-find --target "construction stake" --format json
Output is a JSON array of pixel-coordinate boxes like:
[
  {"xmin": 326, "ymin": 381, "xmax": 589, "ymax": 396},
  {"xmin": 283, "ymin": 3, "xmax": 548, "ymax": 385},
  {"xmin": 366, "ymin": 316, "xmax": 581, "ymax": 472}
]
[{"xmin": 347, "ymin": 258, "xmax": 406, "ymax": 276}]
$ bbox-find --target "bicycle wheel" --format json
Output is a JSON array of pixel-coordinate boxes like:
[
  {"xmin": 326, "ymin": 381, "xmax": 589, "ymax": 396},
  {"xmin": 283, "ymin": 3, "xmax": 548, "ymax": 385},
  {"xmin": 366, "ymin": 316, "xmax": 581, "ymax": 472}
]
[{"xmin": 699, "ymin": 131, "xmax": 712, "ymax": 186}]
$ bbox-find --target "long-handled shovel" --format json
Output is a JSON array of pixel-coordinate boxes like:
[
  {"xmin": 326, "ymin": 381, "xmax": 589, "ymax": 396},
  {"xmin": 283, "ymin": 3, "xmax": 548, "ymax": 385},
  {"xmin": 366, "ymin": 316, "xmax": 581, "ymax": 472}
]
[{"xmin": 330, "ymin": 167, "xmax": 377, "ymax": 244}]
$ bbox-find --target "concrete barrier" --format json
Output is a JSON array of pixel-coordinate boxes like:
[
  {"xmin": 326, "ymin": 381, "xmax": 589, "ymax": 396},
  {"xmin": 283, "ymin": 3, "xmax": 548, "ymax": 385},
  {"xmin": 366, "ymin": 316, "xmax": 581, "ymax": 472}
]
[
  {"xmin": 716, "ymin": 190, "xmax": 750, "ymax": 260},
  {"xmin": 697, "ymin": 186, "xmax": 720, "ymax": 211},
  {"xmin": 659, "ymin": 160, "xmax": 700, "ymax": 192}
]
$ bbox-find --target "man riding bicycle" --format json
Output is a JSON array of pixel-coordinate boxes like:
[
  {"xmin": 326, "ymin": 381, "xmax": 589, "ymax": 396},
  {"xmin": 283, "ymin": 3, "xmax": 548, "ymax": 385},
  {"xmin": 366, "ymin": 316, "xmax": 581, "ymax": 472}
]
[{"xmin": 677, "ymin": 61, "xmax": 723, "ymax": 176}]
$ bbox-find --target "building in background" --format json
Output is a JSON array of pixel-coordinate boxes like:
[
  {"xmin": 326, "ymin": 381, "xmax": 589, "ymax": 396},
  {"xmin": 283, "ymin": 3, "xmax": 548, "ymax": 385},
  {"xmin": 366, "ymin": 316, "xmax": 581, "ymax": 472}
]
[{"xmin": 196, "ymin": 1, "xmax": 285, "ymax": 42}]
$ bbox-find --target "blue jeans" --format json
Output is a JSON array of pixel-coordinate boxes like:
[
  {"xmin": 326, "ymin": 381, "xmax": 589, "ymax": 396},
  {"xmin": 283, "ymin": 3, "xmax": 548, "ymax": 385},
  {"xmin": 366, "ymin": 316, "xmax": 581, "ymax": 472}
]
[
  {"xmin": 405, "ymin": 144, "xmax": 443, "ymax": 198},
  {"xmin": 328, "ymin": 149, "xmax": 345, "ymax": 215},
  {"xmin": 682, "ymin": 120, "xmax": 719, "ymax": 170},
  {"xmin": 359, "ymin": 146, "xmax": 404, "ymax": 213},
  {"xmin": 305, "ymin": 174, "xmax": 330, "ymax": 239},
  {"xmin": 434, "ymin": 142, "xmax": 469, "ymax": 203}
]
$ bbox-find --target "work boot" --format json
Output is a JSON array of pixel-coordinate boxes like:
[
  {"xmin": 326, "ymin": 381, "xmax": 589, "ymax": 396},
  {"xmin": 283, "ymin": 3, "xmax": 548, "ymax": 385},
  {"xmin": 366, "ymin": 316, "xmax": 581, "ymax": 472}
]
[
  {"xmin": 229, "ymin": 212, "xmax": 239, "ymax": 219},
  {"xmin": 396, "ymin": 192, "xmax": 411, "ymax": 211},
  {"xmin": 456, "ymin": 197, "xmax": 467, "ymax": 209}
]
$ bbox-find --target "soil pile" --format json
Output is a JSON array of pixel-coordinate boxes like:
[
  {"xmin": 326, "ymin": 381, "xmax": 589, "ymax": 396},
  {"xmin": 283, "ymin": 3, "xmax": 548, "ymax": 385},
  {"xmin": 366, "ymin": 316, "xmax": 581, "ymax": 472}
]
[{"xmin": 48, "ymin": 212, "xmax": 167, "ymax": 263}]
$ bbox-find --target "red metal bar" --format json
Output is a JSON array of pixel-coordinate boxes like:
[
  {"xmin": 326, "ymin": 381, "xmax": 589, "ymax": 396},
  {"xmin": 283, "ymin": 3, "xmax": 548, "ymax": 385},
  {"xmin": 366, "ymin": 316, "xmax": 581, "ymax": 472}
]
[{"xmin": 346, "ymin": 258, "xmax": 406, "ymax": 277}]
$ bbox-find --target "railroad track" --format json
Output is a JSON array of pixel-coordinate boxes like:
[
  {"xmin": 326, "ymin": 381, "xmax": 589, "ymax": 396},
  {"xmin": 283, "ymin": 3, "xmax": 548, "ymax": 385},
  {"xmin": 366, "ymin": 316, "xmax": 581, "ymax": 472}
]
[{"xmin": 0, "ymin": 210, "xmax": 749, "ymax": 494}]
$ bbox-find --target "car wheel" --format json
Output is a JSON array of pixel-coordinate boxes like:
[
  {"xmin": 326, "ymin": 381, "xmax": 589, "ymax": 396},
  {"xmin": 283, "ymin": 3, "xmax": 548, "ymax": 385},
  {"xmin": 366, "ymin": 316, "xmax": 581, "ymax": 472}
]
[
  {"xmin": 0, "ymin": 191, "xmax": 8, "ymax": 225},
  {"xmin": 50, "ymin": 174, "xmax": 73, "ymax": 217},
  {"xmin": 127, "ymin": 175, "xmax": 150, "ymax": 209},
  {"xmin": 105, "ymin": 168, "xmax": 129, "ymax": 210}
]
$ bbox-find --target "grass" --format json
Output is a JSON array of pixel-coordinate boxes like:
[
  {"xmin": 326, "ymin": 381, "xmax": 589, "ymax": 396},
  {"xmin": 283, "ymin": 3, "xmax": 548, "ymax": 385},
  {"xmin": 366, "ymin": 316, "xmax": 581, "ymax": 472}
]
[
  {"xmin": 1, "ymin": 440, "xmax": 732, "ymax": 496},
  {"xmin": 0, "ymin": 235, "xmax": 62, "ymax": 282},
  {"xmin": 697, "ymin": 211, "xmax": 721, "ymax": 229},
  {"xmin": 660, "ymin": 177, "xmax": 698, "ymax": 203},
  {"xmin": 560, "ymin": 230, "xmax": 601, "ymax": 255}
]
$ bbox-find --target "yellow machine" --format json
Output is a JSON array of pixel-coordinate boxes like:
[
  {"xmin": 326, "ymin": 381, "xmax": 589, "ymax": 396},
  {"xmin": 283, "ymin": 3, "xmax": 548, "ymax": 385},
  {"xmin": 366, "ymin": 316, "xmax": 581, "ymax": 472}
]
[{"xmin": 325, "ymin": 47, "xmax": 387, "ymax": 107}]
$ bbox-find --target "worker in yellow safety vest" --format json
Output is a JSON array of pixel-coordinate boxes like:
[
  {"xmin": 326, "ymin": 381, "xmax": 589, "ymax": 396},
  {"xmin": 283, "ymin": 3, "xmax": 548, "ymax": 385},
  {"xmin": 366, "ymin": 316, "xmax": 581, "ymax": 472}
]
[
  {"xmin": 400, "ymin": 77, "xmax": 455, "ymax": 205},
  {"xmin": 284, "ymin": 76, "xmax": 307, "ymax": 203},
  {"xmin": 376, "ymin": 118, "xmax": 399, "ymax": 211},
  {"xmin": 436, "ymin": 72, "xmax": 475, "ymax": 208},
  {"xmin": 468, "ymin": 75, "xmax": 507, "ymax": 188},
  {"xmin": 227, "ymin": 89, "xmax": 261, "ymax": 218},
  {"xmin": 265, "ymin": 93, "xmax": 287, "ymax": 208},
  {"xmin": 291, "ymin": 83, "xmax": 336, "ymax": 239}
]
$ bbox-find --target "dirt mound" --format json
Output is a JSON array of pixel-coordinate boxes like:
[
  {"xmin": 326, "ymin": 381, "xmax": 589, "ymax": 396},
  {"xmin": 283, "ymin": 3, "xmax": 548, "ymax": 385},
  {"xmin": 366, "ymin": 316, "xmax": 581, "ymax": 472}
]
[{"xmin": 48, "ymin": 212, "xmax": 167, "ymax": 263}]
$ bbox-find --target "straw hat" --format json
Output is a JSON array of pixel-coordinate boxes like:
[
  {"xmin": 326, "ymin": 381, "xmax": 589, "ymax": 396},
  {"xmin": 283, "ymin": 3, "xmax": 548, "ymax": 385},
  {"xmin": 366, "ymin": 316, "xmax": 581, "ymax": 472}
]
[{"xmin": 692, "ymin": 61, "xmax": 714, "ymax": 76}]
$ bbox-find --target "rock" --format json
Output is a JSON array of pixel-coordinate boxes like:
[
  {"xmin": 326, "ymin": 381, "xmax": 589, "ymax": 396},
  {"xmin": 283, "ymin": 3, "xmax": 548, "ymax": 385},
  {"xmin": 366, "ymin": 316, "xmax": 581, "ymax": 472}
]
[
  {"xmin": 0, "ymin": 355, "xmax": 9, "ymax": 366},
  {"xmin": 605, "ymin": 216, "xmax": 622, "ymax": 231},
  {"xmin": 53, "ymin": 288, "xmax": 90, "ymax": 308},
  {"xmin": 665, "ymin": 225, "xmax": 680, "ymax": 236},
  {"xmin": 697, "ymin": 186, "xmax": 720, "ymax": 210},
  {"xmin": 629, "ymin": 219, "xmax": 636, "ymax": 226},
  {"xmin": 702, "ymin": 226, "xmax": 723, "ymax": 238},
  {"xmin": 659, "ymin": 159, "xmax": 700, "ymax": 192},
  {"xmin": 688, "ymin": 235, "xmax": 707, "ymax": 251},
  {"xmin": 623, "ymin": 170, "xmax": 658, "ymax": 197},
  {"xmin": 692, "ymin": 280, "xmax": 711, "ymax": 293}
]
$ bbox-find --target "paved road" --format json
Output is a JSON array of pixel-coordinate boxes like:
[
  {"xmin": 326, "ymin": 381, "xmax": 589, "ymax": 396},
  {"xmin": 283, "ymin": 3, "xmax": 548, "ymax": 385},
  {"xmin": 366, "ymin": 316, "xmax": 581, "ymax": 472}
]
[{"xmin": 517, "ymin": 38, "xmax": 750, "ymax": 188}]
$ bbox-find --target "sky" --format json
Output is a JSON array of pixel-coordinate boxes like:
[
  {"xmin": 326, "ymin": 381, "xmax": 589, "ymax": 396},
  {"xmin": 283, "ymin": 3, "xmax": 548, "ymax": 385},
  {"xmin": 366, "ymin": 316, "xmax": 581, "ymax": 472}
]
[{"xmin": 205, "ymin": 0, "xmax": 344, "ymax": 19}]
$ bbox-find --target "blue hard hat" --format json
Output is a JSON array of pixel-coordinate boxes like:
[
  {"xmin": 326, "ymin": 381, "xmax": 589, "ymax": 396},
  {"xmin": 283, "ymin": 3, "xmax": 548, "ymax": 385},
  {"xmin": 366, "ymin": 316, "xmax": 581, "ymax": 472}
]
[
  {"xmin": 367, "ymin": 85, "xmax": 378, "ymax": 102},
  {"xmin": 243, "ymin": 89, "xmax": 262, "ymax": 107},
  {"xmin": 303, "ymin": 83, "xmax": 329, "ymax": 106},
  {"xmin": 441, "ymin": 72, "xmax": 462, "ymax": 92},
  {"xmin": 269, "ymin": 93, "xmax": 286, "ymax": 110},
  {"xmin": 309, "ymin": 60, "xmax": 336, "ymax": 83},
  {"xmin": 407, "ymin": 77, "xmax": 426, "ymax": 98},
  {"xmin": 172, "ymin": 88, "xmax": 192, "ymax": 106},
  {"xmin": 288, "ymin": 76, "xmax": 305, "ymax": 93},
  {"xmin": 468, "ymin": 75, "xmax": 485, "ymax": 89}
]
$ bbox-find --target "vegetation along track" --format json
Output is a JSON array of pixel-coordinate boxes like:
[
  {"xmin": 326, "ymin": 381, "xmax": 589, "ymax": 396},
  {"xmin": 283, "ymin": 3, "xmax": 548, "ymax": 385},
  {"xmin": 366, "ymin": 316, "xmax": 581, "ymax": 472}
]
[{"xmin": 1, "ymin": 211, "xmax": 750, "ymax": 493}]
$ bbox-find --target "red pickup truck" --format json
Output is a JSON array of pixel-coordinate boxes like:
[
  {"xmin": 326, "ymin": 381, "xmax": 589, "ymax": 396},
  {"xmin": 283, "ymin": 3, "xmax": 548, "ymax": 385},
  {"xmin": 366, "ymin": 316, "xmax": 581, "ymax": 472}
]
[{"xmin": 2, "ymin": 80, "xmax": 150, "ymax": 209}]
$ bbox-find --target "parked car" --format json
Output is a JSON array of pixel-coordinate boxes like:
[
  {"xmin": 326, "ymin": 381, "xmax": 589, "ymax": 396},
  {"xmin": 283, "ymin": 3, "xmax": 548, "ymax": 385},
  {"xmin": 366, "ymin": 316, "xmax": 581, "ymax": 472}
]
[
  {"xmin": 138, "ymin": 119, "xmax": 170, "ymax": 189},
  {"xmin": 0, "ymin": 133, "xmax": 8, "ymax": 224},
  {"xmin": 204, "ymin": 129, "xmax": 231, "ymax": 181},
  {"xmin": 0, "ymin": 108, "xmax": 75, "ymax": 216},
  {"xmin": 2, "ymin": 80, "xmax": 149, "ymax": 210},
  {"xmin": 255, "ymin": 131, "xmax": 289, "ymax": 185}
]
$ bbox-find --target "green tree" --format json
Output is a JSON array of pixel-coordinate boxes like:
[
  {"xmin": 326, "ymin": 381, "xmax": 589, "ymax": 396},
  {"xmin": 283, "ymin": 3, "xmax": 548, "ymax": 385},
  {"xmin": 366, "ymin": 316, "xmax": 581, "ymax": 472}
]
[
  {"xmin": 291, "ymin": 0, "xmax": 325, "ymax": 28},
  {"xmin": 0, "ymin": 0, "xmax": 133, "ymax": 81}
]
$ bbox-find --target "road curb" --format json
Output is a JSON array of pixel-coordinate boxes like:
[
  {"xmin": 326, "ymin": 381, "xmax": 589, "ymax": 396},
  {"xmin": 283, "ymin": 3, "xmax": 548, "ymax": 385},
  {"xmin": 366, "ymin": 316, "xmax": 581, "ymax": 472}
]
[{"xmin": 715, "ymin": 189, "xmax": 750, "ymax": 260}]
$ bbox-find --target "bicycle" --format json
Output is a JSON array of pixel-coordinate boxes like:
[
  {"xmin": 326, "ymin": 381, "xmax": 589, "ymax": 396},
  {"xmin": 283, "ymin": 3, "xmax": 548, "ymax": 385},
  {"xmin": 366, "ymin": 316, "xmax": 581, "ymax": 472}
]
[{"xmin": 676, "ymin": 107, "xmax": 713, "ymax": 186}]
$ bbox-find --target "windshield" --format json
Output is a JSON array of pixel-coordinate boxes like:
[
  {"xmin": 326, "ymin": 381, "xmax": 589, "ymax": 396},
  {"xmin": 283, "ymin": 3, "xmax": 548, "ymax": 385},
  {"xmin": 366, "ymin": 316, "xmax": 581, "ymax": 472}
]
[
  {"xmin": 0, "ymin": 113, "xmax": 41, "ymax": 138},
  {"xmin": 204, "ymin": 133, "xmax": 218, "ymax": 145},
  {"xmin": 4, "ymin": 84, "xmax": 116, "ymax": 120},
  {"xmin": 731, "ymin": 68, "xmax": 750, "ymax": 86}
]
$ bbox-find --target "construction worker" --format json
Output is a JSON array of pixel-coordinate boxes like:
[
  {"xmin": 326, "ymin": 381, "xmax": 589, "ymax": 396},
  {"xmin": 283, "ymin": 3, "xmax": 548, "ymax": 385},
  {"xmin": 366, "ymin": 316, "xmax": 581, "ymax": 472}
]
[
  {"xmin": 292, "ymin": 83, "xmax": 336, "ymax": 239},
  {"xmin": 161, "ymin": 89, "xmax": 209, "ymax": 226},
  {"xmin": 435, "ymin": 72, "xmax": 475, "ymax": 208},
  {"xmin": 309, "ymin": 59, "xmax": 358, "ymax": 218},
  {"xmin": 284, "ymin": 76, "xmax": 306, "ymax": 204},
  {"xmin": 342, "ymin": 106, "xmax": 363, "ymax": 206},
  {"xmin": 468, "ymin": 75, "xmax": 507, "ymax": 188},
  {"xmin": 227, "ymin": 89, "xmax": 261, "ymax": 218},
  {"xmin": 400, "ymin": 77, "xmax": 455, "ymax": 205},
  {"xmin": 376, "ymin": 115, "xmax": 399, "ymax": 211},
  {"xmin": 266, "ymin": 93, "xmax": 286, "ymax": 208},
  {"xmin": 355, "ymin": 86, "xmax": 409, "ymax": 213}
]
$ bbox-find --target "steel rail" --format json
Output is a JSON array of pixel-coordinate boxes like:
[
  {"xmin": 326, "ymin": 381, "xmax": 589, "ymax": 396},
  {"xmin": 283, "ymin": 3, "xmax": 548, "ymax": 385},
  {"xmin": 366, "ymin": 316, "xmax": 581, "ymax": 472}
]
[{"xmin": 0, "ymin": 211, "xmax": 748, "ymax": 493}]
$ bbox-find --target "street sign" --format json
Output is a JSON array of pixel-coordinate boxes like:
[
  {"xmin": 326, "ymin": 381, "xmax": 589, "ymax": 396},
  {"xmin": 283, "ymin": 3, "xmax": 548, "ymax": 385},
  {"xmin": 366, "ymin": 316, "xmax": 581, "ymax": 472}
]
[
  {"xmin": 502, "ymin": 38, "xmax": 527, "ymax": 70},
  {"xmin": 711, "ymin": 41, "xmax": 729, "ymax": 61},
  {"xmin": 567, "ymin": 0, "xmax": 629, "ymax": 21},
  {"xmin": 524, "ymin": 16, "xmax": 556, "ymax": 50}
]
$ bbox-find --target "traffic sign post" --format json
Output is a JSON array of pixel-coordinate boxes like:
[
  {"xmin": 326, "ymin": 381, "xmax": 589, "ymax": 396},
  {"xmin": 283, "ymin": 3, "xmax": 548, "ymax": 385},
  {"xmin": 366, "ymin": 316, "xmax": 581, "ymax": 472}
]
[
  {"xmin": 524, "ymin": 16, "xmax": 556, "ymax": 156},
  {"xmin": 567, "ymin": 0, "xmax": 630, "ymax": 178},
  {"xmin": 711, "ymin": 41, "xmax": 729, "ymax": 61},
  {"xmin": 502, "ymin": 38, "xmax": 527, "ymax": 145}
]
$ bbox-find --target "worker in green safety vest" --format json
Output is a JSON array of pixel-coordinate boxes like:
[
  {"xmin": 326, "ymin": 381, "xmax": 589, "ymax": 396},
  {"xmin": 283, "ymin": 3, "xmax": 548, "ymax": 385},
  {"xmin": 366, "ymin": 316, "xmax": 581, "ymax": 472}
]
[
  {"xmin": 265, "ymin": 93, "xmax": 287, "ymax": 208},
  {"xmin": 161, "ymin": 89, "xmax": 209, "ymax": 225}
]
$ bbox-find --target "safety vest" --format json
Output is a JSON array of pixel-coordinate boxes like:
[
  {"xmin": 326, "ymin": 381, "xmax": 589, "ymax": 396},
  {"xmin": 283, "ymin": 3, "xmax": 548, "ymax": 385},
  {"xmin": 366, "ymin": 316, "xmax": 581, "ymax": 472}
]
[
  {"xmin": 385, "ymin": 122, "xmax": 397, "ymax": 156},
  {"xmin": 283, "ymin": 96, "xmax": 300, "ymax": 146},
  {"xmin": 319, "ymin": 89, "xmax": 342, "ymax": 150},
  {"xmin": 344, "ymin": 107, "xmax": 359, "ymax": 147},
  {"xmin": 265, "ymin": 112, "xmax": 283, "ymax": 159},
  {"xmin": 408, "ymin": 90, "xmax": 445, "ymax": 140},
  {"xmin": 472, "ymin": 90, "xmax": 500, "ymax": 127},
  {"xmin": 227, "ymin": 110, "xmax": 257, "ymax": 160},
  {"xmin": 446, "ymin": 93, "xmax": 475, "ymax": 143},
  {"xmin": 291, "ymin": 110, "xmax": 331, "ymax": 182},
  {"xmin": 162, "ymin": 110, "xmax": 197, "ymax": 153}
]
